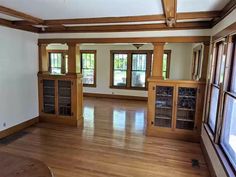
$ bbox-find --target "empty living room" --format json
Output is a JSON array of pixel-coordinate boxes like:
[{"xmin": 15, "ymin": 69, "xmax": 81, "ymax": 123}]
[{"xmin": 0, "ymin": 0, "xmax": 236, "ymax": 177}]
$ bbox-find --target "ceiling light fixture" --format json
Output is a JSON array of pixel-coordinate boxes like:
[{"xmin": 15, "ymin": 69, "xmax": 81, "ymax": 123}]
[{"xmin": 133, "ymin": 44, "xmax": 144, "ymax": 50}]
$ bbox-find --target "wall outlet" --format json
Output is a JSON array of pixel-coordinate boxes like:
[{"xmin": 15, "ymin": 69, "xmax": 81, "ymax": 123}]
[{"xmin": 3, "ymin": 122, "xmax": 6, "ymax": 127}]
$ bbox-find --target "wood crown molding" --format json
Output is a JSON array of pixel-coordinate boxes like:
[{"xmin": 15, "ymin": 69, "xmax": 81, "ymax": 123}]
[{"xmin": 0, "ymin": 5, "xmax": 43, "ymax": 24}]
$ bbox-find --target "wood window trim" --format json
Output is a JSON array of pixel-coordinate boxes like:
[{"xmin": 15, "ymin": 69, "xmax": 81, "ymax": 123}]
[
  {"xmin": 110, "ymin": 50, "xmax": 153, "ymax": 90},
  {"xmin": 47, "ymin": 50, "xmax": 68, "ymax": 74},
  {"xmin": 80, "ymin": 50, "xmax": 97, "ymax": 87},
  {"xmin": 204, "ymin": 33, "xmax": 236, "ymax": 176}
]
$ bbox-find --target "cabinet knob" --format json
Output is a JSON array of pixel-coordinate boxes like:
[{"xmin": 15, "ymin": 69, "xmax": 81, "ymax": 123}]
[{"xmin": 151, "ymin": 121, "xmax": 154, "ymax": 125}]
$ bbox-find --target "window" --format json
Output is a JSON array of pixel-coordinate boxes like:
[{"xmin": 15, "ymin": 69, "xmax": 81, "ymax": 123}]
[
  {"xmin": 207, "ymin": 41, "xmax": 225, "ymax": 133},
  {"xmin": 81, "ymin": 51, "xmax": 96, "ymax": 87},
  {"xmin": 221, "ymin": 95, "xmax": 236, "ymax": 169},
  {"xmin": 162, "ymin": 51, "xmax": 171, "ymax": 79},
  {"xmin": 205, "ymin": 36, "xmax": 236, "ymax": 174},
  {"xmin": 113, "ymin": 53, "xmax": 128, "ymax": 87},
  {"xmin": 49, "ymin": 53, "xmax": 62, "ymax": 74},
  {"xmin": 191, "ymin": 46, "xmax": 203, "ymax": 80},
  {"xmin": 131, "ymin": 54, "xmax": 147, "ymax": 87},
  {"xmin": 48, "ymin": 50, "xmax": 67, "ymax": 74}
]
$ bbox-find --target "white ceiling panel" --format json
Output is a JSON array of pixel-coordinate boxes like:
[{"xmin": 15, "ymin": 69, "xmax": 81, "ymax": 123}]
[
  {"xmin": 0, "ymin": 0, "xmax": 163, "ymax": 19},
  {"xmin": 177, "ymin": 0, "xmax": 230, "ymax": 12}
]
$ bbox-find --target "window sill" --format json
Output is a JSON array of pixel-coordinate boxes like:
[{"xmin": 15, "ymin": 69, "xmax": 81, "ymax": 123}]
[{"xmin": 203, "ymin": 123, "xmax": 236, "ymax": 177}]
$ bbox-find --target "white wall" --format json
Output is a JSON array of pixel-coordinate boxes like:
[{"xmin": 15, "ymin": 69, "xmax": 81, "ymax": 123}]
[
  {"xmin": 0, "ymin": 26, "xmax": 39, "ymax": 131},
  {"xmin": 48, "ymin": 43, "xmax": 194, "ymax": 97}
]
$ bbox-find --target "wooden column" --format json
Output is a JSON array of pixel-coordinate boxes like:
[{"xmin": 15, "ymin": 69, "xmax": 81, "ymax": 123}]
[
  {"xmin": 200, "ymin": 42, "xmax": 210, "ymax": 81},
  {"xmin": 38, "ymin": 44, "xmax": 48, "ymax": 74},
  {"xmin": 67, "ymin": 42, "xmax": 81, "ymax": 74},
  {"xmin": 152, "ymin": 43, "xmax": 165, "ymax": 79}
]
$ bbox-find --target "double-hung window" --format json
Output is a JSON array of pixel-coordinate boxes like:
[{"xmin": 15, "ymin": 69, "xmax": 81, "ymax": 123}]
[{"xmin": 81, "ymin": 51, "xmax": 96, "ymax": 87}]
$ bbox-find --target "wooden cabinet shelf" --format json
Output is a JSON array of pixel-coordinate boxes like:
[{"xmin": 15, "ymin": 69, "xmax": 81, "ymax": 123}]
[
  {"xmin": 147, "ymin": 79, "xmax": 205, "ymax": 142},
  {"xmin": 38, "ymin": 73, "xmax": 83, "ymax": 127}
]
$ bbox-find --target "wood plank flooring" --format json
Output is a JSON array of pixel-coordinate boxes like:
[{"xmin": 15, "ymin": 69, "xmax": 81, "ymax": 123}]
[{"xmin": 0, "ymin": 97, "xmax": 210, "ymax": 177}]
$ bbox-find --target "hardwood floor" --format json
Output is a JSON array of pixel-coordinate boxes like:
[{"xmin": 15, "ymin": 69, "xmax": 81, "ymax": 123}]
[{"xmin": 0, "ymin": 97, "xmax": 210, "ymax": 177}]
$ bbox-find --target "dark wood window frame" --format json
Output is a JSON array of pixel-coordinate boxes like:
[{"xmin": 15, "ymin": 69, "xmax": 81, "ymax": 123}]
[
  {"xmin": 110, "ymin": 50, "xmax": 171, "ymax": 90},
  {"xmin": 204, "ymin": 34, "xmax": 236, "ymax": 177},
  {"xmin": 80, "ymin": 50, "xmax": 97, "ymax": 87},
  {"xmin": 192, "ymin": 45, "xmax": 203, "ymax": 80}
]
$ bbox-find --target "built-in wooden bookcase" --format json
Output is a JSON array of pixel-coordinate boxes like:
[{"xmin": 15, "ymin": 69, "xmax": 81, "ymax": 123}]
[
  {"xmin": 38, "ymin": 74, "xmax": 83, "ymax": 126},
  {"xmin": 38, "ymin": 42, "xmax": 83, "ymax": 127},
  {"xmin": 147, "ymin": 78, "xmax": 205, "ymax": 142}
]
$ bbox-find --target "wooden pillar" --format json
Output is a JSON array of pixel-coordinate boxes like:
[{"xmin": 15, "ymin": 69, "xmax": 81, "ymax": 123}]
[
  {"xmin": 200, "ymin": 42, "xmax": 210, "ymax": 81},
  {"xmin": 38, "ymin": 44, "xmax": 49, "ymax": 74},
  {"xmin": 67, "ymin": 42, "xmax": 81, "ymax": 74},
  {"xmin": 152, "ymin": 43, "xmax": 165, "ymax": 79}
]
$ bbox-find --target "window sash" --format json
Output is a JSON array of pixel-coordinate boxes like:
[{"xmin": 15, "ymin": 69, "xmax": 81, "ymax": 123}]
[{"xmin": 81, "ymin": 51, "xmax": 96, "ymax": 86}]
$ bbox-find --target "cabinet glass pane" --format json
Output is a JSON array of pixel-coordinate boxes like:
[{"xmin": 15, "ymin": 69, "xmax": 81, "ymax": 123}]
[
  {"xmin": 58, "ymin": 80, "xmax": 72, "ymax": 116},
  {"xmin": 43, "ymin": 80, "xmax": 55, "ymax": 114},
  {"xmin": 220, "ymin": 95, "xmax": 236, "ymax": 169},
  {"xmin": 176, "ymin": 87, "xmax": 197, "ymax": 130},
  {"xmin": 155, "ymin": 86, "xmax": 173, "ymax": 128}
]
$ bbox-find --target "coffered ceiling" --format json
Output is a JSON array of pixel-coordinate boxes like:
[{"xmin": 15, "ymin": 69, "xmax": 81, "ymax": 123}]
[{"xmin": 0, "ymin": 0, "xmax": 235, "ymax": 33}]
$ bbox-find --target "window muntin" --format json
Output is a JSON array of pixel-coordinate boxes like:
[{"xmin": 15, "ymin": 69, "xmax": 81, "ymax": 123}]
[
  {"xmin": 220, "ymin": 95, "xmax": 236, "ymax": 169},
  {"xmin": 113, "ymin": 54, "xmax": 128, "ymax": 87},
  {"xmin": 131, "ymin": 54, "xmax": 147, "ymax": 87},
  {"xmin": 81, "ymin": 52, "xmax": 96, "ymax": 86},
  {"xmin": 49, "ymin": 53, "xmax": 63, "ymax": 74}
]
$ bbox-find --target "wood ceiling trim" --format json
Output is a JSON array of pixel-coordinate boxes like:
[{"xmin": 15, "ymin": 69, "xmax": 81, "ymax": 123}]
[
  {"xmin": 43, "ymin": 14, "xmax": 166, "ymax": 25},
  {"xmin": 38, "ymin": 36, "xmax": 210, "ymax": 44},
  {"xmin": 39, "ymin": 21, "xmax": 211, "ymax": 33},
  {"xmin": 0, "ymin": 18, "xmax": 39, "ymax": 32},
  {"xmin": 177, "ymin": 11, "xmax": 220, "ymax": 20},
  {"xmin": 0, "ymin": 5, "xmax": 43, "ymax": 24},
  {"xmin": 161, "ymin": 0, "xmax": 177, "ymax": 27},
  {"xmin": 211, "ymin": 0, "xmax": 236, "ymax": 26}
]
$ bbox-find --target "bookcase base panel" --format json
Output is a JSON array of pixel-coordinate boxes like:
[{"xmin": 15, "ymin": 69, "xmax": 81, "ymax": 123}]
[
  {"xmin": 39, "ymin": 116, "xmax": 83, "ymax": 127},
  {"xmin": 146, "ymin": 128, "xmax": 200, "ymax": 143}
]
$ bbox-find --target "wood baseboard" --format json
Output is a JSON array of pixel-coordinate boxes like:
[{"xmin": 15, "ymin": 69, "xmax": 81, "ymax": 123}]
[
  {"xmin": 200, "ymin": 137, "xmax": 217, "ymax": 177},
  {"xmin": 0, "ymin": 117, "xmax": 39, "ymax": 139},
  {"xmin": 83, "ymin": 93, "xmax": 148, "ymax": 101}
]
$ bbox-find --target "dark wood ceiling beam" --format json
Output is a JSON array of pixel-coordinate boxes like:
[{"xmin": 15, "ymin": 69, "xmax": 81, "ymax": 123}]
[
  {"xmin": 161, "ymin": 0, "xmax": 177, "ymax": 27},
  {"xmin": 0, "ymin": 5, "xmax": 43, "ymax": 24},
  {"xmin": 212, "ymin": 0, "xmax": 236, "ymax": 26},
  {"xmin": 39, "ymin": 21, "xmax": 211, "ymax": 33},
  {"xmin": 0, "ymin": 18, "xmax": 39, "ymax": 32}
]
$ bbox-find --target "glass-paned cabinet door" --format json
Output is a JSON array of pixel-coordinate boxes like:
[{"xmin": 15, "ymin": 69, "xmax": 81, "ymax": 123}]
[
  {"xmin": 155, "ymin": 86, "xmax": 174, "ymax": 128},
  {"xmin": 176, "ymin": 87, "xmax": 197, "ymax": 130},
  {"xmin": 58, "ymin": 80, "xmax": 72, "ymax": 116},
  {"xmin": 43, "ymin": 80, "xmax": 55, "ymax": 114}
]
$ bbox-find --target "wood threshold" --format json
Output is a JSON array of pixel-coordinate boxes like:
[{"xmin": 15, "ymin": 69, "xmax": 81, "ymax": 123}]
[
  {"xmin": 0, "ymin": 117, "xmax": 39, "ymax": 139},
  {"xmin": 83, "ymin": 93, "xmax": 147, "ymax": 101}
]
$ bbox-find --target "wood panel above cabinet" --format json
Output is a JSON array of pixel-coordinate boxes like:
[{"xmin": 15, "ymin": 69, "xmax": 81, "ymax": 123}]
[{"xmin": 147, "ymin": 78, "xmax": 206, "ymax": 142}]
